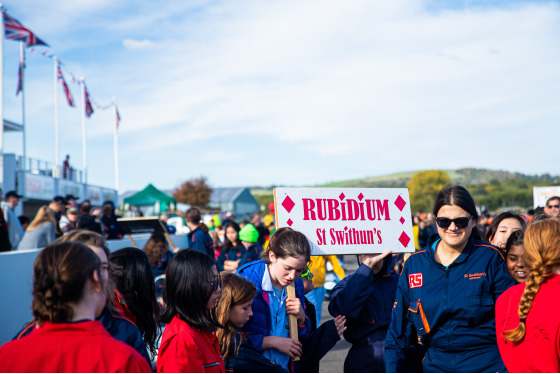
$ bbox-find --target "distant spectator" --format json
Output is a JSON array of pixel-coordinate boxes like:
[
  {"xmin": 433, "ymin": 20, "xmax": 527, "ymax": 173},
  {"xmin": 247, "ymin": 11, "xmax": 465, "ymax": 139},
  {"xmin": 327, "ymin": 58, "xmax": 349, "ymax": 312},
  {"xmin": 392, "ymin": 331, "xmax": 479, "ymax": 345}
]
[
  {"xmin": 76, "ymin": 200, "xmax": 102, "ymax": 233},
  {"xmin": 18, "ymin": 215, "xmax": 30, "ymax": 232},
  {"xmin": 143, "ymin": 233, "xmax": 173, "ymax": 278},
  {"xmin": 185, "ymin": 207, "xmax": 215, "ymax": 258},
  {"xmin": 65, "ymin": 194, "xmax": 78, "ymax": 208},
  {"xmin": 62, "ymin": 154, "xmax": 70, "ymax": 179},
  {"xmin": 100, "ymin": 201, "xmax": 123, "ymax": 240},
  {"xmin": 251, "ymin": 213, "xmax": 268, "ymax": 246},
  {"xmin": 17, "ymin": 206, "xmax": 56, "ymax": 250},
  {"xmin": 0, "ymin": 188, "xmax": 11, "ymax": 251},
  {"xmin": 418, "ymin": 212, "xmax": 437, "ymax": 248},
  {"xmin": 1, "ymin": 191, "xmax": 24, "ymax": 249},
  {"xmin": 60, "ymin": 206, "xmax": 79, "ymax": 234},
  {"xmin": 48, "ymin": 196, "xmax": 66, "ymax": 238},
  {"xmin": 543, "ymin": 196, "xmax": 560, "ymax": 218}
]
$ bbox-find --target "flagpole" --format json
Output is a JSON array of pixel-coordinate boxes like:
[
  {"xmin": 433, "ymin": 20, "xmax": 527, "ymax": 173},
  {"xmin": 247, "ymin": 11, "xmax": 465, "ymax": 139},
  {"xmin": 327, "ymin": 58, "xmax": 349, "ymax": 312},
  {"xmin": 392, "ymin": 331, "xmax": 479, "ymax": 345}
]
[
  {"xmin": 80, "ymin": 77, "xmax": 87, "ymax": 185},
  {"xmin": 112, "ymin": 97, "xmax": 119, "ymax": 191},
  {"xmin": 20, "ymin": 41, "xmax": 26, "ymax": 164},
  {"xmin": 0, "ymin": 5, "xmax": 5, "ymax": 189},
  {"xmin": 53, "ymin": 56, "xmax": 60, "ymax": 176}
]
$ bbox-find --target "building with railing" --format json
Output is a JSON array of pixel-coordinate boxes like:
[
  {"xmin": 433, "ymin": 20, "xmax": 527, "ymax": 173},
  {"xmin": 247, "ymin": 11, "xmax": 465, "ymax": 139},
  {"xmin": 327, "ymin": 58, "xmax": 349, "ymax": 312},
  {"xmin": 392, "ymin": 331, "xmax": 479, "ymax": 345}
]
[{"xmin": 1, "ymin": 120, "xmax": 117, "ymax": 218}]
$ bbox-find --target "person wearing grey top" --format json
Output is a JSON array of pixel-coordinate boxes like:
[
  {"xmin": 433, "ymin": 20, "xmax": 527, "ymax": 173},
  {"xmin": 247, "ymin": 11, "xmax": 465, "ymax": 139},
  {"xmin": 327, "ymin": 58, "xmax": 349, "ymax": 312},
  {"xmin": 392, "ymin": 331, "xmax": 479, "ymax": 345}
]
[{"xmin": 17, "ymin": 206, "xmax": 56, "ymax": 250}]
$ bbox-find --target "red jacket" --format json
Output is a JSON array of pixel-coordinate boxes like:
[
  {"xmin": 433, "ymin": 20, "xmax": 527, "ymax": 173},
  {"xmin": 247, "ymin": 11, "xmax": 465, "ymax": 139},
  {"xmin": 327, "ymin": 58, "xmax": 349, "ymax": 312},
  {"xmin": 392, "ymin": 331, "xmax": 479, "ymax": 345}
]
[
  {"xmin": 157, "ymin": 316, "xmax": 225, "ymax": 373},
  {"xmin": 496, "ymin": 273, "xmax": 560, "ymax": 372},
  {"xmin": 0, "ymin": 320, "xmax": 151, "ymax": 372}
]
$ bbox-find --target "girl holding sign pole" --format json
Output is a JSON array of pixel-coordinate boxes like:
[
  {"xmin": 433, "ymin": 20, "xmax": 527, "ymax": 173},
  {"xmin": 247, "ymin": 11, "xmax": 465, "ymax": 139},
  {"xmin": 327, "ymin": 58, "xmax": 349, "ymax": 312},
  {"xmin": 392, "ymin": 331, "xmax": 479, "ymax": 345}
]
[
  {"xmin": 385, "ymin": 185, "xmax": 514, "ymax": 373},
  {"xmin": 237, "ymin": 227, "xmax": 312, "ymax": 372}
]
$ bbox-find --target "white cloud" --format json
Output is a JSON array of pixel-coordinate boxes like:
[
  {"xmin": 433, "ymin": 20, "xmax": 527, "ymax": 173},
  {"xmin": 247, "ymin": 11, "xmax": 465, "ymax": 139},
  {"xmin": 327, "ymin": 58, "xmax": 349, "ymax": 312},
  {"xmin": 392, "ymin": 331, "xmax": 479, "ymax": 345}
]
[{"xmin": 122, "ymin": 38, "xmax": 155, "ymax": 50}]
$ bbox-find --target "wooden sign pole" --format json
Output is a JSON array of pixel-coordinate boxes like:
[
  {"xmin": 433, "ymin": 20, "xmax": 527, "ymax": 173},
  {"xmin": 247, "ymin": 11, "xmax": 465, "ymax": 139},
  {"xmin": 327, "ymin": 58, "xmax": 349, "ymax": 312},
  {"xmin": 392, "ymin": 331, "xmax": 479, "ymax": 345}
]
[
  {"xmin": 286, "ymin": 282, "xmax": 300, "ymax": 361},
  {"xmin": 127, "ymin": 234, "xmax": 139, "ymax": 249},
  {"xmin": 274, "ymin": 189, "xmax": 300, "ymax": 361}
]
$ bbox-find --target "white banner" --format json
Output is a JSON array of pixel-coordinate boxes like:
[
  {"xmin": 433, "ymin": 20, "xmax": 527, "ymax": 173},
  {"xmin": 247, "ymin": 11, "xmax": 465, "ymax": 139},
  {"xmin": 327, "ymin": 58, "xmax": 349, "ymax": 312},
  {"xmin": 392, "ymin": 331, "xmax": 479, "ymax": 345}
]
[
  {"xmin": 24, "ymin": 173, "xmax": 55, "ymax": 200},
  {"xmin": 533, "ymin": 186, "xmax": 560, "ymax": 208},
  {"xmin": 274, "ymin": 187, "xmax": 414, "ymax": 255}
]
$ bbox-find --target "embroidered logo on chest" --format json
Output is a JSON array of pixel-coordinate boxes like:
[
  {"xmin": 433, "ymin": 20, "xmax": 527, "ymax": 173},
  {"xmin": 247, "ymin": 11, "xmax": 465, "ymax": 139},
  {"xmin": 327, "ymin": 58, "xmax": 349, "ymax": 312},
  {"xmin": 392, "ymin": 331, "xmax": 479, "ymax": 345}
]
[{"xmin": 408, "ymin": 273, "xmax": 423, "ymax": 288}]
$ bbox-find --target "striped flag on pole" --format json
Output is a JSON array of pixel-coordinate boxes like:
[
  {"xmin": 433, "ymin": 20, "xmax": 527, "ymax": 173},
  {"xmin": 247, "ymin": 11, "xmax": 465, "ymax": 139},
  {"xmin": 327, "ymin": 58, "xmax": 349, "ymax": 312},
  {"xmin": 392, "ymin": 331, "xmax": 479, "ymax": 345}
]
[
  {"xmin": 116, "ymin": 106, "xmax": 121, "ymax": 128},
  {"xmin": 84, "ymin": 83, "xmax": 94, "ymax": 118},
  {"xmin": 57, "ymin": 63, "xmax": 75, "ymax": 107},
  {"xmin": 16, "ymin": 44, "xmax": 24, "ymax": 95},
  {"xmin": 2, "ymin": 10, "xmax": 48, "ymax": 47}
]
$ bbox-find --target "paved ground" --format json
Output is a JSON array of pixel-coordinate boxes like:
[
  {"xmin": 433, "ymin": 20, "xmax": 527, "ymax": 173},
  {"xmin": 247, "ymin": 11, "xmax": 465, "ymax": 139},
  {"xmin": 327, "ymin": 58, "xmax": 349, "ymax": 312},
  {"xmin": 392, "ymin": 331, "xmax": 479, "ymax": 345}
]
[{"xmin": 317, "ymin": 255, "xmax": 359, "ymax": 373}]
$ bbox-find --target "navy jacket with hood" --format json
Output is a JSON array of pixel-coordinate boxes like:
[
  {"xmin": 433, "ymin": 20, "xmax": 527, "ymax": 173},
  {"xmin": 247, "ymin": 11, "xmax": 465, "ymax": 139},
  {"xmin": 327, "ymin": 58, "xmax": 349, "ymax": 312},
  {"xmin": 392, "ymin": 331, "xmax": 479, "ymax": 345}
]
[
  {"xmin": 236, "ymin": 260, "xmax": 311, "ymax": 353},
  {"xmin": 328, "ymin": 254, "xmax": 398, "ymax": 373},
  {"xmin": 385, "ymin": 235, "xmax": 514, "ymax": 373}
]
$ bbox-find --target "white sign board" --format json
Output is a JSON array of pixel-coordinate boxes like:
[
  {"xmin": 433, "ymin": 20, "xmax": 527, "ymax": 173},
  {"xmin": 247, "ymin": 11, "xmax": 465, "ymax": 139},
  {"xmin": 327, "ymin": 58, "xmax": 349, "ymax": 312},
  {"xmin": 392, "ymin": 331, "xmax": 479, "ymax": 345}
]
[
  {"xmin": 24, "ymin": 173, "xmax": 55, "ymax": 200},
  {"xmin": 533, "ymin": 186, "xmax": 560, "ymax": 209},
  {"xmin": 274, "ymin": 187, "xmax": 414, "ymax": 255}
]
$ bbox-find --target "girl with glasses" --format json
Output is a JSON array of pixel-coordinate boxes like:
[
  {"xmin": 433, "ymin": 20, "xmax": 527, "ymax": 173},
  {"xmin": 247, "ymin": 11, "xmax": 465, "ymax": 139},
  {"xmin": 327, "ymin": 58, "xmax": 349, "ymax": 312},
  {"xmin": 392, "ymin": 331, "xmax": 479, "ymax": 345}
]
[
  {"xmin": 157, "ymin": 250, "xmax": 225, "ymax": 372},
  {"xmin": 385, "ymin": 185, "xmax": 514, "ymax": 372},
  {"xmin": 237, "ymin": 227, "xmax": 312, "ymax": 372}
]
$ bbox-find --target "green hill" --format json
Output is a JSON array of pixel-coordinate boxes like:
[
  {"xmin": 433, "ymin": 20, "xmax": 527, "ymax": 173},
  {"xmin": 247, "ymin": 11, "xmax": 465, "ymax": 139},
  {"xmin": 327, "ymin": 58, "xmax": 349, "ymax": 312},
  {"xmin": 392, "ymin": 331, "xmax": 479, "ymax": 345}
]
[
  {"xmin": 249, "ymin": 168, "xmax": 560, "ymax": 213},
  {"xmin": 315, "ymin": 168, "xmax": 560, "ymax": 188}
]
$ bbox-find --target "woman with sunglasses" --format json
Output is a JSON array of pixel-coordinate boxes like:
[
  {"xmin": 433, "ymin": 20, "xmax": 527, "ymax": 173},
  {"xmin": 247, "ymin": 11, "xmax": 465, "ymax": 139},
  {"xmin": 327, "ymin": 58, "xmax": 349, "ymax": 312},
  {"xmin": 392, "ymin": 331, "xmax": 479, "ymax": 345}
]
[
  {"xmin": 157, "ymin": 250, "xmax": 225, "ymax": 373},
  {"xmin": 385, "ymin": 185, "xmax": 514, "ymax": 373}
]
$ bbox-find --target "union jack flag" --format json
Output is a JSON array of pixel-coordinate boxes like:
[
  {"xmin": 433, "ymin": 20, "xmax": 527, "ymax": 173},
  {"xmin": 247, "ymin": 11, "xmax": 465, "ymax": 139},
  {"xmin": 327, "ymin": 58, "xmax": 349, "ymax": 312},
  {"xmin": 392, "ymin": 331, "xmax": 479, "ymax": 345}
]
[
  {"xmin": 2, "ymin": 10, "xmax": 48, "ymax": 48},
  {"xmin": 84, "ymin": 83, "xmax": 94, "ymax": 118},
  {"xmin": 16, "ymin": 46, "xmax": 24, "ymax": 96},
  {"xmin": 116, "ymin": 106, "xmax": 121, "ymax": 128},
  {"xmin": 57, "ymin": 63, "xmax": 75, "ymax": 107}
]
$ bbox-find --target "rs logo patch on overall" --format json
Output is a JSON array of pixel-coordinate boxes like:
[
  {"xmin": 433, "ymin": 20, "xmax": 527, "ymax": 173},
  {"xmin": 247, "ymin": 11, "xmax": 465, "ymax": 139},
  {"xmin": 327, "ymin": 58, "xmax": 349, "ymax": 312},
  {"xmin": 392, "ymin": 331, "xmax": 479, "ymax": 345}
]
[{"xmin": 409, "ymin": 273, "xmax": 423, "ymax": 288}]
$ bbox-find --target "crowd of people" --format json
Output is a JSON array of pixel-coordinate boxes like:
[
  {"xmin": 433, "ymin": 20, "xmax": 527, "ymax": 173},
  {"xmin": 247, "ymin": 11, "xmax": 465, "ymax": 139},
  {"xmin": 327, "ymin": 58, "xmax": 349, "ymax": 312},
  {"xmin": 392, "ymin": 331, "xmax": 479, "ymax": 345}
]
[{"xmin": 0, "ymin": 188, "xmax": 560, "ymax": 372}]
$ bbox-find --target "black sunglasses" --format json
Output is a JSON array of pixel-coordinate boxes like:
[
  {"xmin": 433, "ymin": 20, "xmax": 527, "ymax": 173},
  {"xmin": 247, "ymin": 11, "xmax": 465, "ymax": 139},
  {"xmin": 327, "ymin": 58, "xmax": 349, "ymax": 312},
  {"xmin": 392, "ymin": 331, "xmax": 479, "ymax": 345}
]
[
  {"xmin": 208, "ymin": 276, "xmax": 223, "ymax": 291},
  {"xmin": 435, "ymin": 216, "xmax": 472, "ymax": 229},
  {"xmin": 548, "ymin": 205, "xmax": 560, "ymax": 209}
]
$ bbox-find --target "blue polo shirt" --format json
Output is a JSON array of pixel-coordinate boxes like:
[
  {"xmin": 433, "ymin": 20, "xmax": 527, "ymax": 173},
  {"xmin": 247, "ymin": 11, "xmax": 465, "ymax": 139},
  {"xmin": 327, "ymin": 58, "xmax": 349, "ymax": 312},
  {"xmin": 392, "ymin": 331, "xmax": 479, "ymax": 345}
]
[{"xmin": 261, "ymin": 268, "xmax": 290, "ymax": 369}]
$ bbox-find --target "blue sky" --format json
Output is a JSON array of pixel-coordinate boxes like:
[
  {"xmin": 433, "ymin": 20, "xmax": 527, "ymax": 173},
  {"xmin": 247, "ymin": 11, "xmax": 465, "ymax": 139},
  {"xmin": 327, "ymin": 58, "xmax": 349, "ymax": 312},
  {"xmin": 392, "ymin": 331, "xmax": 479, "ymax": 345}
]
[{"xmin": 2, "ymin": 0, "xmax": 559, "ymax": 193}]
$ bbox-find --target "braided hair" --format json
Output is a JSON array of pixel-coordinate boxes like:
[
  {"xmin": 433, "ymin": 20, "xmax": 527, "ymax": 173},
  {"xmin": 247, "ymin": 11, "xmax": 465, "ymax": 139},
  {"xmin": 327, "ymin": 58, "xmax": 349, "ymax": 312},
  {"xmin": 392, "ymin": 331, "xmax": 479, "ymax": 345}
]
[{"xmin": 502, "ymin": 219, "xmax": 560, "ymax": 342}]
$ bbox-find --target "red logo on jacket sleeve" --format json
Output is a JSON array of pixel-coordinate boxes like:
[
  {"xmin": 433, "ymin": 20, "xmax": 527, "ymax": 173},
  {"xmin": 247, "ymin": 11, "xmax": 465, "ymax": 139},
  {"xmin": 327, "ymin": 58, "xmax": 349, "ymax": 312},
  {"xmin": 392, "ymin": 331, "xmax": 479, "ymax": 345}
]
[{"xmin": 409, "ymin": 273, "xmax": 423, "ymax": 288}]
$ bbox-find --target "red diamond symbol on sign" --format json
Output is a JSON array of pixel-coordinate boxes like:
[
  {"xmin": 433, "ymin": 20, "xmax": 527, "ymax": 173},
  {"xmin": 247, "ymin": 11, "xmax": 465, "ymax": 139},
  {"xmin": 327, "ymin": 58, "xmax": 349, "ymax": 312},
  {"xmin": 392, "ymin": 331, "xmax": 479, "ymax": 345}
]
[
  {"xmin": 399, "ymin": 231, "xmax": 411, "ymax": 247},
  {"xmin": 395, "ymin": 195, "xmax": 406, "ymax": 211},
  {"xmin": 339, "ymin": 193, "xmax": 345, "ymax": 201},
  {"xmin": 399, "ymin": 217, "xmax": 405, "ymax": 224},
  {"xmin": 357, "ymin": 193, "xmax": 364, "ymax": 201},
  {"xmin": 282, "ymin": 196, "xmax": 295, "ymax": 213},
  {"xmin": 287, "ymin": 219, "xmax": 293, "ymax": 227}
]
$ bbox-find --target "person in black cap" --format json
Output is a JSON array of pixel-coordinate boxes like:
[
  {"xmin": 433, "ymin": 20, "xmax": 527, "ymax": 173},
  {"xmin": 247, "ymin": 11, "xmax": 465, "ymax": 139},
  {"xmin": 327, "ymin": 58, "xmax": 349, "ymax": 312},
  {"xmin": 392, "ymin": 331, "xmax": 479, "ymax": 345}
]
[
  {"xmin": 48, "ymin": 196, "xmax": 66, "ymax": 238},
  {"xmin": 65, "ymin": 194, "xmax": 79, "ymax": 208},
  {"xmin": 1, "ymin": 191, "xmax": 24, "ymax": 249}
]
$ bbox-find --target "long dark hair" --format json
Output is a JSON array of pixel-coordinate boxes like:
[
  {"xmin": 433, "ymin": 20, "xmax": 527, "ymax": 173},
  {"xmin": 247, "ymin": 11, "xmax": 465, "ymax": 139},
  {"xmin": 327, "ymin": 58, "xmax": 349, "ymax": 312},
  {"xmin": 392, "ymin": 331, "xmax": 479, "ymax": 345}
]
[
  {"xmin": 160, "ymin": 250, "xmax": 222, "ymax": 331},
  {"xmin": 222, "ymin": 221, "xmax": 243, "ymax": 252},
  {"xmin": 485, "ymin": 212, "xmax": 526, "ymax": 243},
  {"xmin": 432, "ymin": 185, "xmax": 482, "ymax": 240},
  {"xmin": 109, "ymin": 248, "xmax": 161, "ymax": 356},
  {"xmin": 32, "ymin": 242, "xmax": 102, "ymax": 324},
  {"xmin": 216, "ymin": 272, "xmax": 256, "ymax": 360}
]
